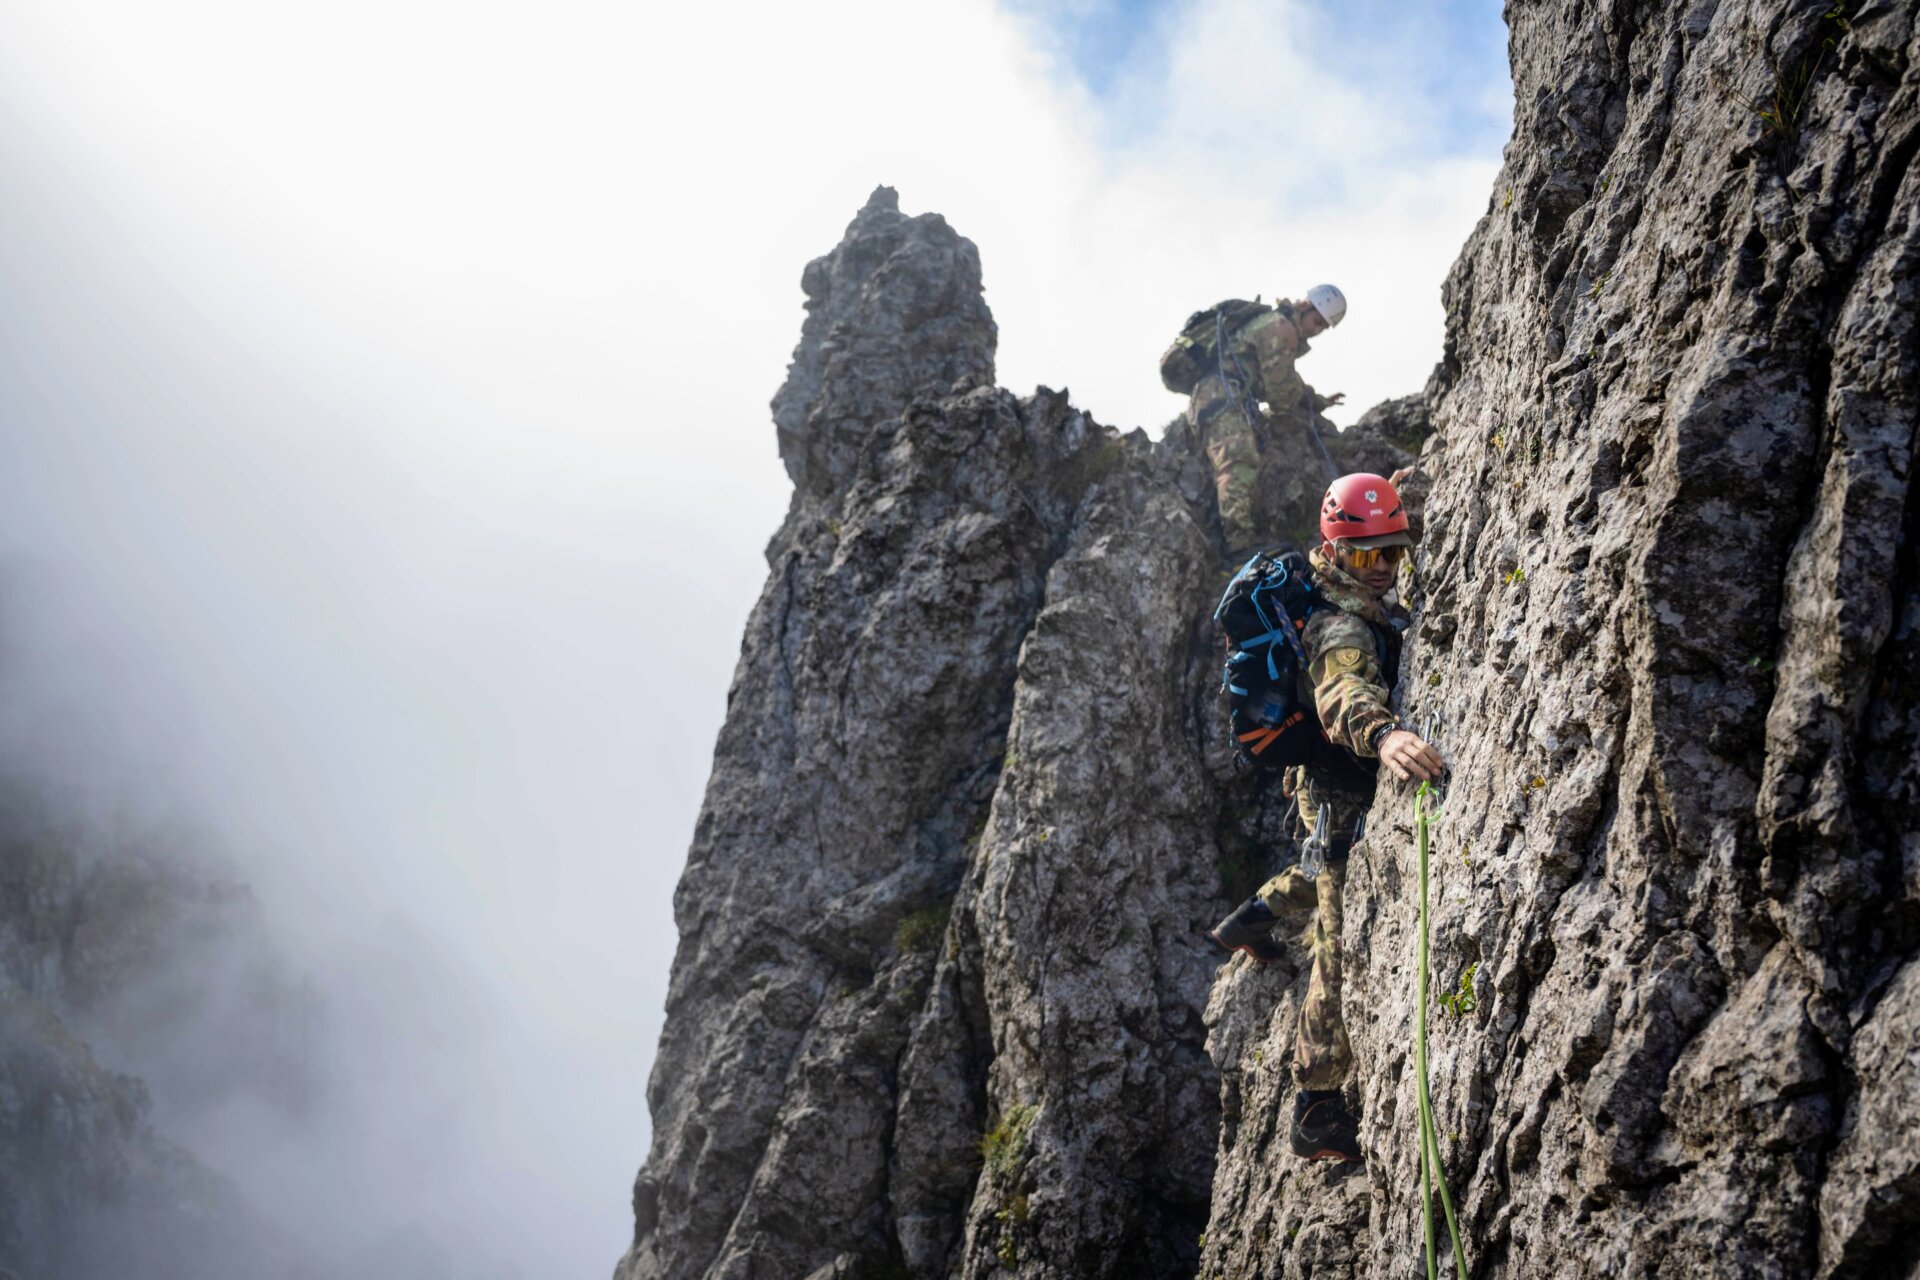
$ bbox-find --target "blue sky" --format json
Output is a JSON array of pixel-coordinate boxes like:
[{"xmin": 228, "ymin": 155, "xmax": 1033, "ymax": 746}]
[{"xmin": 1009, "ymin": 0, "xmax": 1511, "ymax": 159}]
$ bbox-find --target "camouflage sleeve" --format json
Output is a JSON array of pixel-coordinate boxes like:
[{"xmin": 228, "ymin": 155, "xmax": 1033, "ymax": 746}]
[
  {"xmin": 1304, "ymin": 612, "xmax": 1396, "ymax": 756},
  {"xmin": 1250, "ymin": 315, "xmax": 1301, "ymax": 401}
]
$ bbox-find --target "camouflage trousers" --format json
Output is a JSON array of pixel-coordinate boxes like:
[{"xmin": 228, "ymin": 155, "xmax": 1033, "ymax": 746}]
[
  {"xmin": 1252, "ymin": 777, "xmax": 1371, "ymax": 1091},
  {"xmin": 1190, "ymin": 374, "xmax": 1261, "ymax": 553},
  {"xmin": 1290, "ymin": 858, "xmax": 1350, "ymax": 1089}
]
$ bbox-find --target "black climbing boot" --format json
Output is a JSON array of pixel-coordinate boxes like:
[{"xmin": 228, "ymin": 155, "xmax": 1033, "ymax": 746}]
[
  {"xmin": 1209, "ymin": 897, "xmax": 1285, "ymax": 965},
  {"xmin": 1290, "ymin": 1090, "xmax": 1362, "ymax": 1162}
]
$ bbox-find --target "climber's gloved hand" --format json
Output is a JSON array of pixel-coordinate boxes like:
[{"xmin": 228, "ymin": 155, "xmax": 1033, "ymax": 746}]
[{"xmin": 1378, "ymin": 729, "xmax": 1444, "ymax": 782}]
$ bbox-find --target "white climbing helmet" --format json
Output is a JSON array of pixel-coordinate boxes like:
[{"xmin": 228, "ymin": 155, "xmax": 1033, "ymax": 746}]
[{"xmin": 1306, "ymin": 283, "xmax": 1347, "ymax": 328}]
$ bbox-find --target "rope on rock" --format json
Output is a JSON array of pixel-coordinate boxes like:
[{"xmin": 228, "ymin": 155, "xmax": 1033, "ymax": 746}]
[
  {"xmin": 1298, "ymin": 388, "xmax": 1339, "ymax": 483},
  {"xmin": 1413, "ymin": 779, "xmax": 1469, "ymax": 1280}
]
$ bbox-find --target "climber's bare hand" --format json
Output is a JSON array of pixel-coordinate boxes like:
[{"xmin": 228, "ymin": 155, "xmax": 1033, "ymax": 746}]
[
  {"xmin": 1379, "ymin": 730, "xmax": 1444, "ymax": 782},
  {"xmin": 1324, "ymin": 392, "xmax": 1346, "ymax": 407}
]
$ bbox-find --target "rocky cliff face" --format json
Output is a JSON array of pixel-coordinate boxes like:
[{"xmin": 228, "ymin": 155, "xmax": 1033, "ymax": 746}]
[
  {"xmin": 0, "ymin": 783, "xmax": 319, "ymax": 1279},
  {"xmin": 625, "ymin": 188, "xmax": 1218, "ymax": 1280},
  {"xmin": 1202, "ymin": 1, "xmax": 1920, "ymax": 1275},
  {"xmin": 621, "ymin": 3, "xmax": 1918, "ymax": 1273}
]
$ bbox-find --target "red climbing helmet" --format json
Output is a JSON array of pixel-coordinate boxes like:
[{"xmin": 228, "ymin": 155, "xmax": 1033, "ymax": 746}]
[{"xmin": 1319, "ymin": 473, "xmax": 1414, "ymax": 548}]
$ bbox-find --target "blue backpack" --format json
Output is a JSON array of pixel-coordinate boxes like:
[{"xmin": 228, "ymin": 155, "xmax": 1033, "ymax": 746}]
[
  {"xmin": 1215, "ymin": 550, "xmax": 1323, "ymax": 769},
  {"xmin": 1216, "ymin": 551, "xmax": 1400, "ymax": 781}
]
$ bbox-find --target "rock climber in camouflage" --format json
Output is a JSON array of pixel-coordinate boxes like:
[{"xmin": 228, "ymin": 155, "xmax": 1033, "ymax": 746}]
[
  {"xmin": 1208, "ymin": 472, "xmax": 1443, "ymax": 1162},
  {"xmin": 1189, "ymin": 284, "xmax": 1348, "ymax": 557}
]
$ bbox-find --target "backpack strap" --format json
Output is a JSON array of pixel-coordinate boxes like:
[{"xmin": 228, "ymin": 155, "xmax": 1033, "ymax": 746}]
[
  {"xmin": 1236, "ymin": 628, "xmax": 1293, "ymax": 681},
  {"xmin": 1369, "ymin": 618, "xmax": 1404, "ymax": 689}
]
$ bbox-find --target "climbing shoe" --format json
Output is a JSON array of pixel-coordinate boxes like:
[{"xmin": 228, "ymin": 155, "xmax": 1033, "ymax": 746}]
[
  {"xmin": 1290, "ymin": 1090, "xmax": 1362, "ymax": 1162},
  {"xmin": 1209, "ymin": 897, "xmax": 1286, "ymax": 965}
]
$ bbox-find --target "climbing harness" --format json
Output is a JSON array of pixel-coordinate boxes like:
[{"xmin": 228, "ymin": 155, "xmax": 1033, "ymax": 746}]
[{"xmin": 1413, "ymin": 778, "xmax": 1469, "ymax": 1280}]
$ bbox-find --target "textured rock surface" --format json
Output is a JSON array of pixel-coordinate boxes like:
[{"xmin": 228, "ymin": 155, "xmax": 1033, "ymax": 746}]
[
  {"xmin": 624, "ymin": 3, "xmax": 1919, "ymax": 1271},
  {"xmin": 0, "ymin": 970, "xmax": 315, "ymax": 1280},
  {"xmin": 0, "ymin": 784, "xmax": 319, "ymax": 1279},
  {"xmin": 619, "ymin": 182, "xmax": 1424, "ymax": 1280},
  {"xmin": 1204, "ymin": 1, "xmax": 1920, "ymax": 1276},
  {"xmin": 619, "ymin": 186, "xmax": 1234, "ymax": 1280}
]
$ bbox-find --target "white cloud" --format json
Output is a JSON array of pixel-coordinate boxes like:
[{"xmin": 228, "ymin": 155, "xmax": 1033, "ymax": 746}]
[{"xmin": 0, "ymin": 1, "xmax": 1505, "ymax": 1275}]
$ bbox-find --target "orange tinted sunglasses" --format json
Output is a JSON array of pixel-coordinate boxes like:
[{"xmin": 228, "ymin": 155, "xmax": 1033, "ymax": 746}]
[{"xmin": 1343, "ymin": 544, "xmax": 1408, "ymax": 571}]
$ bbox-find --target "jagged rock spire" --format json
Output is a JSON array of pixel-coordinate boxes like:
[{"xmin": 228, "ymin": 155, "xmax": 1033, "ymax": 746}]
[
  {"xmin": 771, "ymin": 188, "xmax": 997, "ymax": 499},
  {"xmin": 627, "ymin": 0, "xmax": 1920, "ymax": 1260}
]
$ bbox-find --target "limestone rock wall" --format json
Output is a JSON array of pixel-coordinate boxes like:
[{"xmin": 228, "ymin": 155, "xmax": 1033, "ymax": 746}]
[
  {"xmin": 620, "ymin": 186, "xmax": 1210, "ymax": 1280},
  {"xmin": 1203, "ymin": 1, "xmax": 1920, "ymax": 1276},
  {"xmin": 623, "ymin": 4, "xmax": 1918, "ymax": 1271},
  {"xmin": 618, "ymin": 181, "xmax": 1412, "ymax": 1280}
]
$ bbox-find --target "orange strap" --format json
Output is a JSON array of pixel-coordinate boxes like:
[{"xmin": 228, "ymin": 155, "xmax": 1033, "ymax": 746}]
[{"xmin": 1238, "ymin": 727, "xmax": 1282, "ymax": 754}]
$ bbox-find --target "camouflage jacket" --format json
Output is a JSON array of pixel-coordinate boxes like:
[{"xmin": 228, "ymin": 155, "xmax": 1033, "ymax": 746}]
[
  {"xmin": 1227, "ymin": 303, "xmax": 1309, "ymax": 404},
  {"xmin": 1301, "ymin": 548, "xmax": 1405, "ymax": 757}
]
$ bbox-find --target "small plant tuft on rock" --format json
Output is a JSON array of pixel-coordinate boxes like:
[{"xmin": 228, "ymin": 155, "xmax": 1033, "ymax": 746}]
[
  {"xmin": 1439, "ymin": 961, "xmax": 1480, "ymax": 1017},
  {"xmin": 980, "ymin": 1103, "xmax": 1037, "ymax": 1186},
  {"xmin": 1736, "ymin": 9, "xmax": 1848, "ymax": 159},
  {"xmin": 895, "ymin": 904, "xmax": 951, "ymax": 954}
]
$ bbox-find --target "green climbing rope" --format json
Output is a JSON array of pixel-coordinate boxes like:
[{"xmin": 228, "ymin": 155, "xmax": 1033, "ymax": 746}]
[{"xmin": 1414, "ymin": 780, "xmax": 1470, "ymax": 1280}]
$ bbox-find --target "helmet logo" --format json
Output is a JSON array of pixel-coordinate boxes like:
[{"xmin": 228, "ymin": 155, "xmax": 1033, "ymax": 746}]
[{"xmin": 1365, "ymin": 489, "xmax": 1378, "ymax": 503}]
